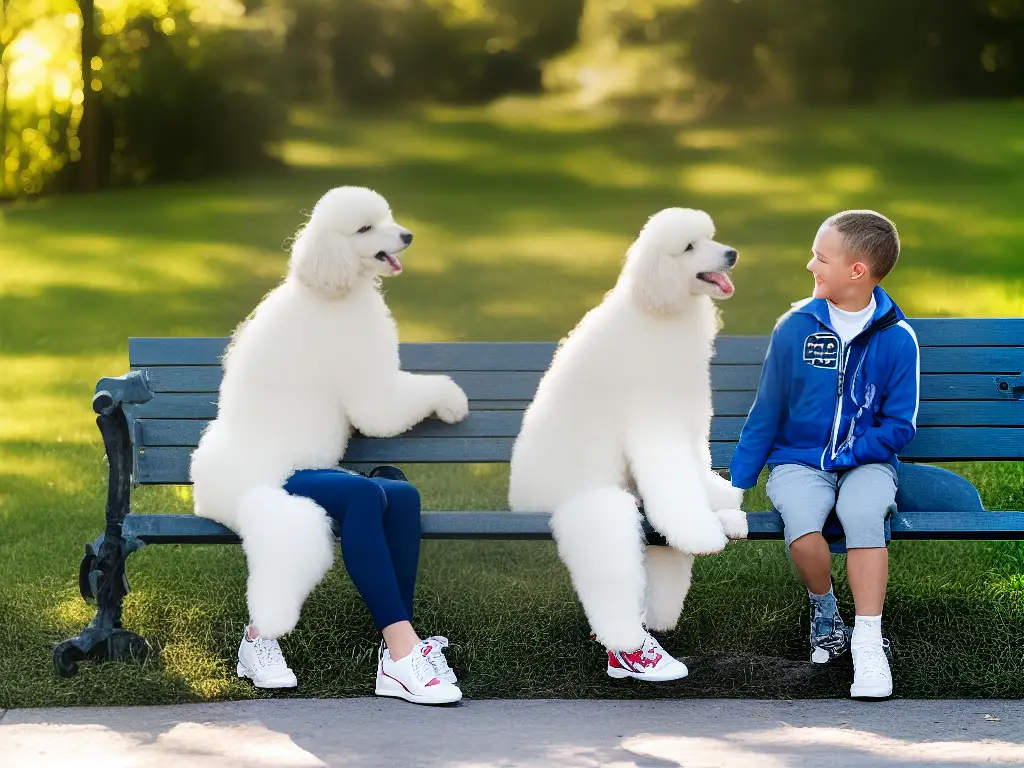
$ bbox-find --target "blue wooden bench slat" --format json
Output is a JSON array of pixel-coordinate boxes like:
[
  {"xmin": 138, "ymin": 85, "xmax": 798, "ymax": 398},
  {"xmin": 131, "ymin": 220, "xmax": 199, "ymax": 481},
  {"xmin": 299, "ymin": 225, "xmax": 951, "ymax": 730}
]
[
  {"xmin": 135, "ymin": 427, "xmax": 1024, "ymax": 484},
  {"xmin": 132, "ymin": 365, "xmax": 765, "ymax": 395},
  {"xmin": 127, "ymin": 338, "xmax": 772, "ymax": 369},
  {"xmin": 921, "ymin": 348, "xmax": 1024, "ymax": 374},
  {"xmin": 121, "ymin": 510, "xmax": 1024, "ymax": 545},
  {"xmin": 126, "ymin": 319, "xmax": 1024, "ymax": 366},
  {"xmin": 128, "ymin": 391, "xmax": 1024, "ymax": 424},
  {"xmin": 132, "ymin": 346, "xmax": 1024, "ymax": 379},
  {"xmin": 137, "ymin": 405, "xmax": 1024, "ymax": 448},
  {"xmin": 135, "ymin": 365, "xmax": 1020, "ymax": 403}
]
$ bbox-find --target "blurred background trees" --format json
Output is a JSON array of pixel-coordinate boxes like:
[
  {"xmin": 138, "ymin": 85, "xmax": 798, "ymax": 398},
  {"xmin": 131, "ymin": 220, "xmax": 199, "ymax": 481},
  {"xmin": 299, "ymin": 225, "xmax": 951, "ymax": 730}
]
[{"xmin": 3, "ymin": 0, "xmax": 1023, "ymax": 198}]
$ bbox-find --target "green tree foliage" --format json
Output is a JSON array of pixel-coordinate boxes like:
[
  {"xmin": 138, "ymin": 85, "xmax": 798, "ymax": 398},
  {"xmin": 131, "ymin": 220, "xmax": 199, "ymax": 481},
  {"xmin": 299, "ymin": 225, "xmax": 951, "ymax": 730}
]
[
  {"xmin": 284, "ymin": 0, "xmax": 584, "ymax": 104},
  {"xmin": 546, "ymin": 0, "xmax": 1024, "ymax": 110},
  {"xmin": 1, "ymin": 0, "xmax": 285, "ymax": 197}
]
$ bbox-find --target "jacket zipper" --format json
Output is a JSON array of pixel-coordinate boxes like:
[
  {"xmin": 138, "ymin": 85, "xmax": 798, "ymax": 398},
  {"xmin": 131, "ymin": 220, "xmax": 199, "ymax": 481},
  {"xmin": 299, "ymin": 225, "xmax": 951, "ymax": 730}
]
[
  {"xmin": 834, "ymin": 345, "xmax": 871, "ymax": 459},
  {"xmin": 822, "ymin": 343, "xmax": 852, "ymax": 469}
]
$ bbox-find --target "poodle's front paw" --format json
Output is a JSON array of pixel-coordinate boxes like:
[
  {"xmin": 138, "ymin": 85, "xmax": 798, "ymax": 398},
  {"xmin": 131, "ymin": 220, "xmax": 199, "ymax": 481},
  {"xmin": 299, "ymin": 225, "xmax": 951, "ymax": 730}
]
[
  {"xmin": 660, "ymin": 512, "xmax": 728, "ymax": 556},
  {"xmin": 715, "ymin": 508, "xmax": 748, "ymax": 539},
  {"xmin": 706, "ymin": 473, "xmax": 744, "ymax": 512},
  {"xmin": 434, "ymin": 377, "xmax": 469, "ymax": 424}
]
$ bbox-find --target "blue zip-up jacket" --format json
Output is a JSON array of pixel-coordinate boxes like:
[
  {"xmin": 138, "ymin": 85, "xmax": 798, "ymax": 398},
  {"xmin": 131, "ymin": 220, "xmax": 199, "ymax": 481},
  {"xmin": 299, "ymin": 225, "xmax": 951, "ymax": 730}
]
[{"xmin": 729, "ymin": 286, "xmax": 921, "ymax": 489}]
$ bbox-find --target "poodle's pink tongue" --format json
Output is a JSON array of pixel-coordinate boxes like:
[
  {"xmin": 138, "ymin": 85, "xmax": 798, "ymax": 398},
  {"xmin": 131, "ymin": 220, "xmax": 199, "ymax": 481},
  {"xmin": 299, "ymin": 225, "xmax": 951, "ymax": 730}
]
[
  {"xmin": 706, "ymin": 272, "xmax": 733, "ymax": 295},
  {"xmin": 385, "ymin": 255, "xmax": 402, "ymax": 273}
]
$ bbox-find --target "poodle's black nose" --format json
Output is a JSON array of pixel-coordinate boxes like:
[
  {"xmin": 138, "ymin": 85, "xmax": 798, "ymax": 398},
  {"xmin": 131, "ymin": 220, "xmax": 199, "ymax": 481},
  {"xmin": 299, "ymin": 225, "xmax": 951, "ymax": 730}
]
[
  {"xmin": 401, "ymin": 232, "xmax": 413, "ymax": 245},
  {"xmin": 724, "ymin": 249, "xmax": 738, "ymax": 266}
]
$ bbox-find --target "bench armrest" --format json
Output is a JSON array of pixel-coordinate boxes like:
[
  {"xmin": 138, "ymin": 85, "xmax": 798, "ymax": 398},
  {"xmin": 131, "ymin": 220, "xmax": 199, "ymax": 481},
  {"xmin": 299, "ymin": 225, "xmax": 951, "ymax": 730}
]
[{"xmin": 93, "ymin": 371, "xmax": 153, "ymax": 415}]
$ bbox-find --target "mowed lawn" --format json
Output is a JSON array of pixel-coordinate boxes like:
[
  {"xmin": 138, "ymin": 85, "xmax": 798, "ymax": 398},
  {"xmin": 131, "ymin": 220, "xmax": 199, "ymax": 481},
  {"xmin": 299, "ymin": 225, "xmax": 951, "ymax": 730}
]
[{"xmin": 1, "ymin": 101, "xmax": 1022, "ymax": 708}]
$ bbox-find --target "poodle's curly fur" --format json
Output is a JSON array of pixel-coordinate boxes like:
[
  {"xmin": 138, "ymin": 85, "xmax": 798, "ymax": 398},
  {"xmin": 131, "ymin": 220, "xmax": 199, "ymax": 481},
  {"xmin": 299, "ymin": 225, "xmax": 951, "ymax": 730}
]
[
  {"xmin": 508, "ymin": 208, "xmax": 748, "ymax": 653},
  {"xmin": 190, "ymin": 186, "xmax": 469, "ymax": 639}
]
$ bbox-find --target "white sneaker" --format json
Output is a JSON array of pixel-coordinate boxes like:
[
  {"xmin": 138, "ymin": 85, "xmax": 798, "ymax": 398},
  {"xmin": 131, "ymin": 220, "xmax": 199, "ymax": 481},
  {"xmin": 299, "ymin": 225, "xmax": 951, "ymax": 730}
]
[
  {"xmin": 237, "ymin": 630, "xmax": 297, "ymax": 689},
  {"xmin": 606, "ymin": 633, "xmax": 689, "ymax": 682},
  {"xmin": 850, "ymin": 640, "xmax": 893, "ymax": 699},
  {"xmin": 376, "ymin": 639, "xmax": 463, "ymax": 705},
  {"xmin": 421, "ymin": 636, "xmax": 458, "ymax": 684}
]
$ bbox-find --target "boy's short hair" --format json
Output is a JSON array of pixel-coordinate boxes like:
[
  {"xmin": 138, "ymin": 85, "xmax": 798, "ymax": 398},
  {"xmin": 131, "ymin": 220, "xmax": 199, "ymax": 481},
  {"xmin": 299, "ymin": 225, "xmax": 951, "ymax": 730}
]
[{"xmin": 826, "ymin": 209, "xmax": 900, "ymax": 280}]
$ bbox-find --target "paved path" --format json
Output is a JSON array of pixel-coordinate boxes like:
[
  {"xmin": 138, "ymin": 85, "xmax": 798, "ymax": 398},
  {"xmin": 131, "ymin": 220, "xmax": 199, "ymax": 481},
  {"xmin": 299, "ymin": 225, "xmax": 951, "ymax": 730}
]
[{"xmin": 2, "ymin": 698, "xmax": 1023, "ymax": 767}]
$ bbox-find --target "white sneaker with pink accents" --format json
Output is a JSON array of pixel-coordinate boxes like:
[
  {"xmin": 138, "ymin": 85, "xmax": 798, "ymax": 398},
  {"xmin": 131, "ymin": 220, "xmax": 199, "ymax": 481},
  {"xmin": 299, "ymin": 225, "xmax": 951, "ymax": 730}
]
[
  {"xmin": 606, "ymin": 633, "xmax": 689, "ymax": 682},
  {"xmin": 375, "ymin": 639, "xmax": 463, "ymax": 705}
]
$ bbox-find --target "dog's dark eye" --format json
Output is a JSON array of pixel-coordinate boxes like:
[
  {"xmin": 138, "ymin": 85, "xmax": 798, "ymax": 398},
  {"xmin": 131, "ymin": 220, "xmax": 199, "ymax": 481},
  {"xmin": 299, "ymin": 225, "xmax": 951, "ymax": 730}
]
[
  {"xmin": 684, "ymin": 243, "xmax": 694, "ymax": 252},
  {"xmin": 357, "ymin": 225, "xmax": 372, "ymax": 234}
]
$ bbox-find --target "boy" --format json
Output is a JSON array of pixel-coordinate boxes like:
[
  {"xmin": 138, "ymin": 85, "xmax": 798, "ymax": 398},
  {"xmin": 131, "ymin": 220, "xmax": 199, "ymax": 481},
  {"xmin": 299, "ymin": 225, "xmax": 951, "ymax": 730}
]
[{"xmin": 729, "ymin": 210, "xmax": 920, "ymax": 700}]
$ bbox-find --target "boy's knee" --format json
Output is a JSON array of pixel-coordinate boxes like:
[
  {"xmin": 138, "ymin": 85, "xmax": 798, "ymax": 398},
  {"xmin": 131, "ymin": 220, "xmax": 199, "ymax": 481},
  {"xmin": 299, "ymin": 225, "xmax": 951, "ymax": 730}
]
[
  {"xmin": 834, "ymin": 502, "xmax": 890, "ymax": 549},
  {"xmin": 835, "ymin": 464, "xmax": 896, "ymax": 549},
  {"xmin": 787, "ymin": 530, "xmax": 826, "ymax": 556}
]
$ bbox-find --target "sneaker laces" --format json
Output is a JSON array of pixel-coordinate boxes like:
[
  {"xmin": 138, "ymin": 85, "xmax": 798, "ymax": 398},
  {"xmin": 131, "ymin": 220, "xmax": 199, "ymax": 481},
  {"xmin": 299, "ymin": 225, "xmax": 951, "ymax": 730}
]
[
  {"xmin": 410, "ymin": 645, "xmax": 440, "ymax": 685},
  {"xmin": 254, "ymin": 637, "xmax": 288, "ymax": 670},
  {"xmin": 423, "ymin": 636, "xmax": 457, "ymax": 683},
  {"xmin": 635, "ymin": 633, "xmax": 669, "ymax": 666},
  {"xmin": 854, "ymin": 642, "xmax": 890, "ymax": 681},
  {"xmin": 643, "ymin": 634, "xmax": 666, "ymax": 657}
]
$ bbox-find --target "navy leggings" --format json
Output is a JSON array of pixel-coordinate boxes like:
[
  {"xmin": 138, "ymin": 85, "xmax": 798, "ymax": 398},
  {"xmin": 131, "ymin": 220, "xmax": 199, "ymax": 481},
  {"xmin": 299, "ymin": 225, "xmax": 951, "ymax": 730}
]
[{"xmin": 283, "ymin": 469, "xmax": 421, "ymax": 630}]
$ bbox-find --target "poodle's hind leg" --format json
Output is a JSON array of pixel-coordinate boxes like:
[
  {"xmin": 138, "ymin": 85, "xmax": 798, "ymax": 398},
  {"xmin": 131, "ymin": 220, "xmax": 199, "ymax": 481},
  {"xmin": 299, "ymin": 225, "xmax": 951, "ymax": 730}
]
[
  {"xmin": 643, "ymin": 546, "xmax": 695, "ymax": 632},
  {"xmin": 550, "ymin": 487, "xmax": 648, "ymax": 653},
  {"xmin": 627, "ymin": 432, "xmax": 727, "ymax": 556},
  {"xmin": 235, "ymin": 486, "xmax": 337, "ymax": 639}
]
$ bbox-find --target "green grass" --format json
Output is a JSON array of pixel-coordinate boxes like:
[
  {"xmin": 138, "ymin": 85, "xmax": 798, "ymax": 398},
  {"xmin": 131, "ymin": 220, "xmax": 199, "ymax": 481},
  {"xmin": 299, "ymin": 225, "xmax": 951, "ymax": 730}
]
[{"xmin": 1, "ymin": 99, "xmax": 1023, "ymax": 707}]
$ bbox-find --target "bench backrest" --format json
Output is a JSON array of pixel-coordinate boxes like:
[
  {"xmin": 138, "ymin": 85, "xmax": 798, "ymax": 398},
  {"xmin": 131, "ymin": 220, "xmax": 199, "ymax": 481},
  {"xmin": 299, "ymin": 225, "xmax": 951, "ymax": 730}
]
[{"xmin": 123, "ymin": 319, "xmax": 1024, "ymax": 485}]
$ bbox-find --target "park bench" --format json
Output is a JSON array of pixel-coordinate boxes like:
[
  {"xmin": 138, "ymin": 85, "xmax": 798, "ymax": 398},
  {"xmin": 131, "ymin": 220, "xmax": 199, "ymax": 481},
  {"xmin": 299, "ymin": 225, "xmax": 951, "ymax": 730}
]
[{"xmin": 54, "ymin": 318, "xmax": 1024, "ymax": 676}]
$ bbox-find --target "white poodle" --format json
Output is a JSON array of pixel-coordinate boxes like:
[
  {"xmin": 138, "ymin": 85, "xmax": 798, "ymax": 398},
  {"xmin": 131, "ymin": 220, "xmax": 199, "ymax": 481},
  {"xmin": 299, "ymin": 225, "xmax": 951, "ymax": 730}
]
[
  {"xmin": 190, "ymin": 186, "xmax": 469, "ymax": 639},
  {"xmin": 508, "ymin": 207, "xmax": 748, "ymax": 656}
]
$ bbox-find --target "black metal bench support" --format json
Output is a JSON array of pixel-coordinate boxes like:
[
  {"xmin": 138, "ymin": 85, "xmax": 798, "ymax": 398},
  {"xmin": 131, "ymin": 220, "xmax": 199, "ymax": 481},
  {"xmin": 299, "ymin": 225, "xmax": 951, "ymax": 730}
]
[{"xmin": 53, "ymin": 391, "xmax": 151, "ymax": 677}]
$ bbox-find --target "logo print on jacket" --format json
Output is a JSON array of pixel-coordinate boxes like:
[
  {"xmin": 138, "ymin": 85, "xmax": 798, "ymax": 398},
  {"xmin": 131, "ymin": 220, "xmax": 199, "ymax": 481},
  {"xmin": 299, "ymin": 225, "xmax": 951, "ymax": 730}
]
[{"xmin": 803, "ymin": 333, "xmax": 839, "ymax": 369}]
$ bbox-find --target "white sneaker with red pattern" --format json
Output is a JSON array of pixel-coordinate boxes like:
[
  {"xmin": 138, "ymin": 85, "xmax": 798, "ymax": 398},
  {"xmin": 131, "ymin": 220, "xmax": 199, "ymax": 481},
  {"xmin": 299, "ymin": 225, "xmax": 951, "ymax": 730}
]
[
  {"xmin": 375, "ymin": 639, "xmax": 463, "ymax": 705},
  {"xmin": 606, "ymin": 633, "xmax": 688, "ymax": 682}
]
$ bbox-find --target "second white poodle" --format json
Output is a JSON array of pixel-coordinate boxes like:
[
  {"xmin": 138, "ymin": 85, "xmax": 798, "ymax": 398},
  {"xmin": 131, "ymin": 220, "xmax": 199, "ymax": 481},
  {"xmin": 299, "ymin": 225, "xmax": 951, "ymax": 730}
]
[
  {"xmin": 508, "ymin": 208, "xmax": 748, "ymax": 666},
  {"xmin": 190, "ymin": 186, "xmax": 469, "ymax": 640}
]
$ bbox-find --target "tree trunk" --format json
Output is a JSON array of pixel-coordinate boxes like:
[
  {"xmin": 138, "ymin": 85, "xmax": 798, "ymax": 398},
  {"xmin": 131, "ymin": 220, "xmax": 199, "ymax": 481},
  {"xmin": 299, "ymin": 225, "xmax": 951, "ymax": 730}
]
[
  {"xmin": 1, "ymin": 0, "xmax": 10, "ymax": 182},
  {"xmin": 76, "ymin": 0, "xmax": 99, "ymax": 192}
]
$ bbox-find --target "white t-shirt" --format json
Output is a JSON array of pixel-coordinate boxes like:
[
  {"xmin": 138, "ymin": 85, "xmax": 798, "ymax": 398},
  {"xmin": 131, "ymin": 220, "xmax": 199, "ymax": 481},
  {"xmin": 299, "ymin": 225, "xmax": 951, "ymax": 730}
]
[{"xmin": 828, "ymin": 295, "xmax": 876, "ymax": 346}]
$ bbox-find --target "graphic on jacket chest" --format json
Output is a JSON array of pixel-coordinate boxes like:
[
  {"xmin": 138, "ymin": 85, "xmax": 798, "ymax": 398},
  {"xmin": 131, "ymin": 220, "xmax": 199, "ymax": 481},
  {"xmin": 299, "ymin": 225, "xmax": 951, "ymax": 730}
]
[{"xmin": 802, "ymin": 332, "xmax": 840, "ymax": 369}]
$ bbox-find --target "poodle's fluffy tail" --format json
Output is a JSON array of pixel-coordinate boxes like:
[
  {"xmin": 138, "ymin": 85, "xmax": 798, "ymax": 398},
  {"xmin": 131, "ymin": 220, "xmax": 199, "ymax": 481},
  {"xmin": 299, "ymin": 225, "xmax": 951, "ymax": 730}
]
[
  {"xmin": 643, "ymin": 545, "xmax": 694, "ymax": 632},
  {"xmin": 235, "ymin": 486, "xmax": 336, "ymax": 639},
  {"xmin": 550, "ymin": 487, "xmax": 648, "ymax": 652}
]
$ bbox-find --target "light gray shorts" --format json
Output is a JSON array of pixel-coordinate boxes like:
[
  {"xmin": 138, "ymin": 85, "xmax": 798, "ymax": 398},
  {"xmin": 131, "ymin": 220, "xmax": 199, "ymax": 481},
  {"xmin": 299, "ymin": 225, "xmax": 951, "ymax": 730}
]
[{"xmin": 766, "ymin": 463, "xmax": 898, "ymax": 549}]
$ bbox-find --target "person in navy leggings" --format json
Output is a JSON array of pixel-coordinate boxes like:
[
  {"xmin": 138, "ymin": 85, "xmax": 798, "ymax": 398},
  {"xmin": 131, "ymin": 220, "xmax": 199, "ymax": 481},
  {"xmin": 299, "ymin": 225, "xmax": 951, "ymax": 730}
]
[
  {"xmin": 288, "ymin": 469, "xmax": 421, "ymax": 627},
  {"xmin": 237, "ymin": 468, "xmax": 462, "ymax": 704}
]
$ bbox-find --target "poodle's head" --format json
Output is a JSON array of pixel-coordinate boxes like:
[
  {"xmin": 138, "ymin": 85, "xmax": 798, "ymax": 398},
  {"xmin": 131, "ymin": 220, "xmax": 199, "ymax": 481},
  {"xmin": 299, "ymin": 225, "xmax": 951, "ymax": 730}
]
[
  {"xmin": 621, "ymin": 207, "xmax": 738, "ymax": 315},
  {"xmin": 288, "ymin": 186, "xmax": 412, "ymax": 297}
]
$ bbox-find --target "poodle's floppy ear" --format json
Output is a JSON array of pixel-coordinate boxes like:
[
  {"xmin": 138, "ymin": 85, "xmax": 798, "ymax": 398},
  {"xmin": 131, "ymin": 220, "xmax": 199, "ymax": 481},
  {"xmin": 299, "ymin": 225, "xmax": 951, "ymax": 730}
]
[
  {"xmin": 288, "ymin": 222, "xmax": 359, "ymax": 296},
  {"xmin": 623, "ymin": 239, "xmax": 689, "ymax": 315}
]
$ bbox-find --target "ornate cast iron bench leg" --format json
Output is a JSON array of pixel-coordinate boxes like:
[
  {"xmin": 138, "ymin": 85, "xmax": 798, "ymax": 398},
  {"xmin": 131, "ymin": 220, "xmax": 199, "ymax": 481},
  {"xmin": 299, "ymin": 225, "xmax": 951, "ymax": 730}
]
[{"xmin": 53, "ymin": 392, "xmax": 151, "ymax": 677}]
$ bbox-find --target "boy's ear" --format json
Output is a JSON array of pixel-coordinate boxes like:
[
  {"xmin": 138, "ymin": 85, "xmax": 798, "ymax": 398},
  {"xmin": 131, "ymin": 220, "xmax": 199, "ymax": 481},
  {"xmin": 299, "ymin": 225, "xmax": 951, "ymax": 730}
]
[{"xmin": 850, "ymin": 260, "xmax": 870, "ymax": 281}]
